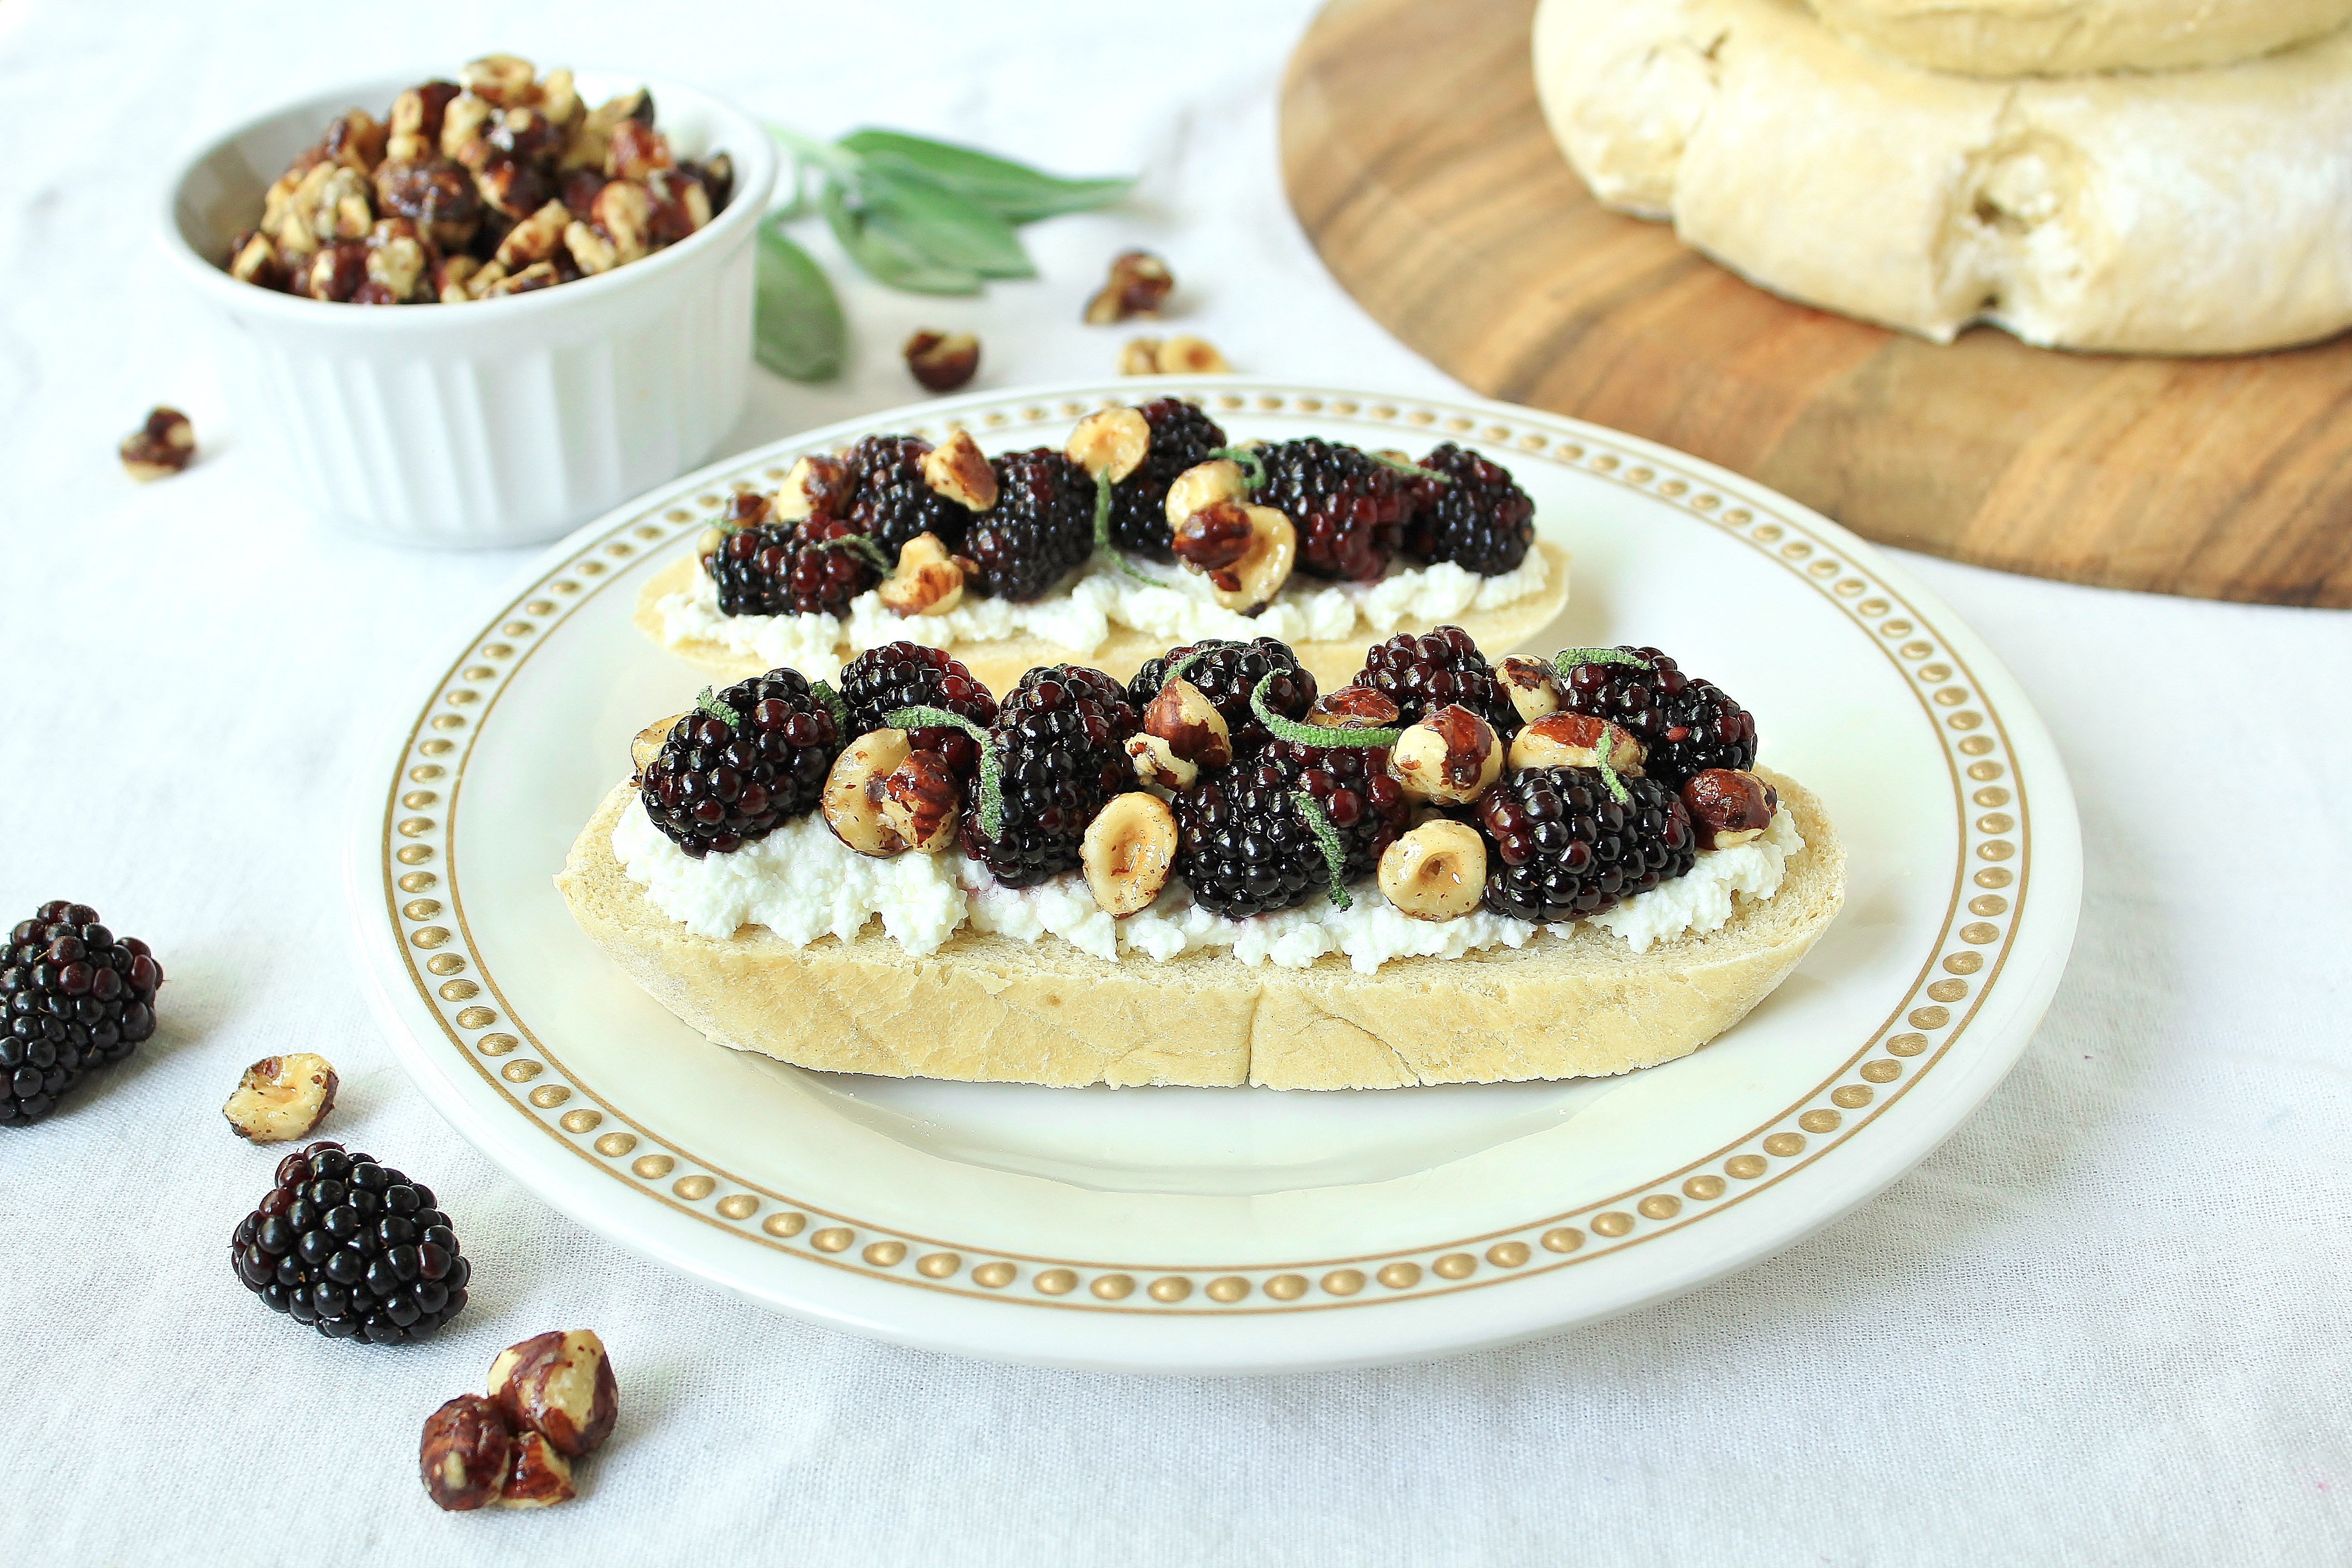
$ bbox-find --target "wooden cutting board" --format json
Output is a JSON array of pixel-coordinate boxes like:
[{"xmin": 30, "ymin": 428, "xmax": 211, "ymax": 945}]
[{"xmin": 1279, "ymin": 0, "xmax": 2352, "ymax": 608}]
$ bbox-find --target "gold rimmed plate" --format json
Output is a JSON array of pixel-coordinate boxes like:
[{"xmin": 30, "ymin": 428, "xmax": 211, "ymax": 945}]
[{"xmin": 347, "ymin": 377, "xmax": 2080, "ymax": 1372}]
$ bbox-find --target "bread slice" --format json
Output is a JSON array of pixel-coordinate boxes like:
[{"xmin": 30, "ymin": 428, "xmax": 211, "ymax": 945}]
[
  {"xmin": 555, "ymin": 768, "xmax": 1844, "ymax": 1091},
  {"xmin": 630, "ymin": 540, "xmax": 1574, "ymax": 695}
]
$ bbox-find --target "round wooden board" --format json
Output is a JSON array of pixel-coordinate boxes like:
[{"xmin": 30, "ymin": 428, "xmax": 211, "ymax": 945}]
[{"xmin": 1279, "ymin": 0, "xmax": 2352, "ymax": 608}]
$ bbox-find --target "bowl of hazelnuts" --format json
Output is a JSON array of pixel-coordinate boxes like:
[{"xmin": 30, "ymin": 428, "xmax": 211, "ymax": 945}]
[{"xmin": 158, "ymin": 54, "xmax": 777, "ymax": 547}]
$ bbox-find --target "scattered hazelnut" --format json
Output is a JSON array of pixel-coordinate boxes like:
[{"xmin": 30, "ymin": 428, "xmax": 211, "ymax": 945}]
[
  {"xmin": 1681, "ymin": 769, "xmax": 1779, "ymax": 850},
  {"xmin": 488, "ymin": 1330, "xmax": 618, "ymax": 1459},
  {"xmin": 1124, "ymin": 733, "xmax": 1197, "ymax": 792},
  {"xmin": 920, "ymin": 429, "xmax": 999, "ymax": 511},
  {"xmin": 1169, "ymin": 500, "xmax": 1256, "ymax": 574},
  {"xmin": 773, "ymin": 453, "xmax": 853, "ymax": 522},
  {"xmin": 1308, "ymin": 686, "xmax": 1402, "ymax": 731},
  {"xmin": 1508, "ymin": 713, "xmax": 1645, "ymax": 776},
  {"xmin": 630, "ymin": 714, "xmax": 686, "ymax": 775},
  {"xmin": 1083, "ymin": 249, "xmax": 1173, "ymax": 323},
  {"xmin": 494, "ymin": 1431, "xmax": 577, "ymax": 1510},
  {"xmin": 420, "ymin": 1394, "xmax": 511, "ymax": 1512},
  {"xmin": 1389, "ymin": 706, "xmax": 1503, "ymax": 804},
  {"xmin": 1163, "ymin": 459, "xmax": 1248, "ymax": 526},
  {"xmin": 1155, "ymin": 335, "xmax": 1230, "ymax": 373},
  {"xmin": 221, "ymin": 1053, "xmax": 339, "ymax": 1143},
  {"xmin": 877, "ymin": 749, "xmax": 961, "ymax": 853},
  {"xmin": 1377, "ymin": 820, "xmax": 1488, "ymax": 921},
  {"xmin": 119, "ymin": 407, "xmax": 196, "ymax": 482},
  {"xmin": 1081, "ymin": 792, "xmax": 1180, "ymax": 916},
  {"xmin": 1187, "ymin": 504, "xmax": 1295, "ymax": 613},
  {"xmin": 822, "ymin": 730, "xmax": 915, "ymax": 856},
  {"xmin": 878, "ymin": 533, "xmax": 971, "ymax": 618},
  {"xmin": 1065, "ymin": 407, "xmax": 1152, "ymax": 483},
  {"xmin": 1117, "ymin": 337, "xmax": 1163, "ymax": 376},
  {"xmin": 904, "ymin": 330, "xmax": 980, "ymax": 392},
  {"xmin": 1142, "ymin": 678, "xmax": 1232, "ymax": 768},
  {"xmin": 1496, "ymin": 656, "xmax": 1565, "ymax": 724}
]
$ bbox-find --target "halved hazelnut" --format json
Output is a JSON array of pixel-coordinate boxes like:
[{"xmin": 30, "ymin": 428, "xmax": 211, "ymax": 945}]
[
  {"xmin": 1170, "ymin": 501, "xmax": 1255, "ymax": 574},
  {"xmin": 1142, "ymin": 678, "xmax": 1232, "ymax": 768},
  {"xmin": 904, "ymin": 330, "xmax": 980, "ymax": 392},
  {"xmin": 631, "ymin": 714, "xmax": 687, "ymax": 775},
  {"xmin": 493, "ymin": 1431, "xmax": 576, "ymax": 1510},
  {"xmin": 1508, "ymin": 713, "xmax": 1645, "ymax": 776},
  {"xmin": 877, "ymin": 749, "xmax": 960, "ymax": 853},
  {"xmin": 878, "ymin": 533, "xmax": 970, "ymax": 618},
  {"xmin": 489, "ymin": 1330, "xmax": 618, "ymax": 1459},
  {"xmin": 1497, "ymin": 656, "xmax": 1564, "ymax": 723},
  {"xmin": 222, "ymin": 1053, "xmax": 339, "ymax": 1143},
  {"xmin": 1082, "ymin": 793, "xmax": 1179, "ymax": 916},
  {"xmin": 1179, "ymin": 503, "xmax": 1294, "ymax": 613},
  {"xmin": 1681, "ymin": 769, "xmax": 1779, "ymax": 850},
  {"xmin": 420, "ymin": 1393, "xmax": 510, "ymax": 1512},
  {"xmin": 1164, "ymin": 459, "xmax": 1248, "ymax": 526},
  {"xmin": 1377, "ymin": 820, "xmax": 1487, "ymax": 921},
  {"xmin": 1083, "ymin": 249, "xmax": 1173, "ymax": 324},
  {"xmin": 1124, "ymin": 733, "xmax": 1197, "ymax": 792},
  {"xmin": 119, "ymin": 407, "xmax": 196, "ymax": 482},
  {"xmin": 823, "ymin": 730, "xmax": 915, "ymax": 856},
  {"xmin": 1308, "ymin": 686, "xmax": 1402, "ymax": 730},
  {"xmin": 920, "ymin": 429, "xmax": 998, "ymax": 511},
  {"xmin": 461, "ymin": 54, "xmax": 539, "ymax": 107},
  {"xmin": 1156, "ymin": 335, "xmax": 1230, "ymax": 373},
  {"xmin": 1117, "ymin": 337, "xmax": 1163, "ymax": 376},
  {"xmin": 1066, "ymin": 407, "xmax": 1151, "ymax": 483},
  {"xmin": 1389, "ymin": 706, "xmax": 1502, "ymax": 804},
  {"xmin": 773, "ymin": 453, "xmax": 853, "ymax": 522}
]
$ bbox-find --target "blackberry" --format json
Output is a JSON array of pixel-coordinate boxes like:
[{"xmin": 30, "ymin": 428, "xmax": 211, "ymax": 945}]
[
  {"xmin": 1354, "ymin": 625, "xmax": 1520, "ymax": 740},
  {"xmin": 837, "ymin": 642, "xmax": 998, "ymax": 778},
  {"xmin": 701, "ymin": 493, "xmax": 795, "ymax": 617},
  {"xmin": 845, "ymin": 434, "xmax": 971, "ymax": 557},
  {"xmin": 639, "ymin": 671, "xmax": 842, "ymax": 857},
  {"xmin": 1477, "ymin": 767, "xmax": 1696, "ymax": 923},
  {"xmin": 1172, "ymin": 738, "xmax": 1409, "ymax": 919},
  {"xmin": 0, "ymin": 902, "xmax": 161, "ymax": 1127},
  {"xmin": 1127, "ymin": 637, "xmax": 1317, "ymax": 764},
  {"xmin": 230, "ymin": 1141, "xmax": 470, "ymax": 1344},
  {"xmin": 969, "ymin": 448, "xmax": 1094, "ymax": 601},
  {"xmin": 1253, "ymin": 438, "xmax": 1416, "ymax": 582},
  {"xmin": 1406, "ymin": 443, "xmax": 1536, "ymax": 575},
  {"xmin": 1105, "ymin": 397, "xmax": 1227, "ymax": 561},
  {"xmin": 781, "ymin": 515, "xmax": 886, "ymax": 617},
  {"xmin": 1555, "ymin": 647, "xmax": 1756, "ymax": 789},
  {"xmin": 962, "ymin": 665, "xmax": 1137, "ymax": 887}
]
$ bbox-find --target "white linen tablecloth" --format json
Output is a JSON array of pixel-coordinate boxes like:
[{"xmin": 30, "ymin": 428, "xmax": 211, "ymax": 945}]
[{"xmin": 3, "ymin": 1, "xmax": 2347, "ymax": 1561}]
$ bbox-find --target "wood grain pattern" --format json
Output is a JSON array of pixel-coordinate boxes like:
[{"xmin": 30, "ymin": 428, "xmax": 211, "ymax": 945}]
[{"xmin": 1279, "ymin": 0, "xmax": 2352, "ymax": 607}]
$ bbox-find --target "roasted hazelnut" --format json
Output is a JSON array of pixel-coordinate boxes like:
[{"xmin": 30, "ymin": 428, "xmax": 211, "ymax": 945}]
[
  {"xmin": 495, "ymin": 199, "xmax": 571, "ymax": 270},
  {"xmin": 823, "ymin": 730, "xmax": 916, "ymax": 856},
  {"xmin": 489, "ymin": 1329, "xmax": 618, "ymax": 1459},
  {"xmin": 439, "ymin": 93, "xmax": 496, "ymax": 169},
  {"xmin": 483, "ymin": 260, "xmax": 559, "ymax": 297},
  {"xmin": 374, "ymin": 158, "xmax": 481, "ymax": 254},
  {"xmin": 1065, "ymin": 406, "xmax": 1151, "ymax": 482},
  {"xmin": 588, "ymin": 87, "xmax": 656, "ymax": 133},
  {"xmin": 228, "ymin": 229, "xmax": 284, "ymax": 289},
  {"xmin": 878, "ymin": 533, "xmax": 970, "ymax": 617},
  {"xmin": 1307, "ymin": 686, "xmax": 1402, "ymax": 731},
  {"xmin": 488, "ymin": 105, "xmax": 561, "ymax": 164},
  {"xmin": 1155, "ymin": 335, "xmax": 1229, "ymax": 373},
  {"xmin": 494, "ymin": 1431, "xmax": 576, "ymax": 1510},
  {"xmin": 774, "ymin": 453, "xmax": 853, "ymax": 522},
  {"xmin": 458, "ymin": 260, "xmax": 509, "ymax": 300},
  {"xmin": 904, "ymin": 330, "xmax": 980, "ymax": 392},
  {"xmin": 349, "ymin": 281, "xmax": 400, "ymax": 306},
  {"xmin": 1082, "ymin": 792, "xmax": 1179, "ymax": 916},
  {"xmin": 461, "ymin": 54, "xmax": 539, "ymax": 108},
  {"xmin": 1169, "ymin": 499, "xmax": 1254, "ymax": 573},
  {"xmin": 475, "ymin": 156, "xmax": 553, "ymax": 221},
  {"xmin": 1142, "ymin": 678, "xmax": 1232, "ymax": 768},
  {"xmin": 920, "ymin": 430, "xmax": 998, "ymax": 512},
  {"xmin": 119, "ymin": 407, "xmax": 196, "ymax": 482},
  {"xmin": 688, "ymin": 151, "xmax": 733, "ymax": 211},
  {"xmin": 1389, "ymin": 705, "xmax": 1503, "ymax": 805},
  {"xmin": 589, "ymin": 179, "xmax": 652, "ymax": 265},
  {"xmin": 387, "ymin": 81, "xmax": 461, "ymax": 163},
  {"xmin": 644, "ymin": 167, "xmax": 712, "ymax": 245},
  {"xmin": 434, "ymin": 254, "xmax": 483, "ymax": 304},
  {"xmin": 222, "ymin": 1053, "xmax": 338, "ymax": 1142},
  {"xmin": 306, "ymin": 240, "xmax": 373, "ymax": 303},
  {"xmin": 877, "ymin": 750, "xmax": 961, "ymax": 854},
  {"xmin": 1124, "ymin": 733, "xmax": 1196, "ymax": 792},
  {"xmin": 1508, "ymin": 712, "xmax": 1644, "ymax": 776},
  {"xmin": 323, "ymin": 108, "xmax": 388, "ymax": 174},
  {"xmin": 538, "ymin": 67, "xmax": 583, "ymax": 131},
  {"xmin": 420, "ymin": 1394, "xmax": 511, "ymax": 1512},
  {"xmin": 559, "ymin": 168, "xmax": 609, "ymax": 220},
  {"xmin": 365, "ymin": 218, "xmax": 429, "ymax": 301},
  {"xmin": 1496, "ymin": 656, "xmax": 1564, "ymax": 723},
  {"xmin": 1117, "ymin": 337, "xmax": 1162, "ymax": 376},
  {"xmin": 606, "ymin": 119, "xmax": 674, "ymax": 182},
  {"xmin": 563, "ymin": 219, "xmax": 618, "ymax": 276},
  {"xmin": 1377, "ymin": 820, "xmax": 1487, "ymax": 921},
  {"xmin": 1083, "ymin": 249, "xmax": 1173, "ymax": 324},
  {"xmin": 1195, "ymin": 505, "xmax": 1295, "ymax": 613},
  {"xmin": 1163, "ymin": 458, "xmax": 1247, "ymax": 526},
  {"xmin": 300, "ymin": 165, "xmax": 374, "ymax": 247},
  {"xmin": 630, "ymin": 714, "xmax": 686, "ymax": 776},
  {"xmin": 1681, "ymin": 769, "xmax": 1779, "ymax": 850}
]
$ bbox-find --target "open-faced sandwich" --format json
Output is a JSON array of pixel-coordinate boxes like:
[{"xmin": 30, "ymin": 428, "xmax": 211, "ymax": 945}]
[
  {"xmin": 632, "ymin": 397, "xmax": 1573, "ymax": 695},
  {"xmin": 559, "ymin": 626, "xmax": 1843, "ymax": 1090}
]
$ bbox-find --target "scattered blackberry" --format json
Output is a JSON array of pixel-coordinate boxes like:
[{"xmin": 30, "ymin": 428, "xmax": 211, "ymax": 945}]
[
  {"xmin": 1477, "ymin": 766, "xmax": 1696, "ymax": 923},
  {"xmin": 837, "ymin": 642, "xmax": 998, "ymax": 778},
  {"xmin": 639, "ymin": 671, "xmax": 842, "ymax": 857},
  {"xmin": 1172, "ymin": 738, "xmax": 1409, "ymax": 919},
  {"xmin": 1406, "ymin": 443, "xmax": 1536, "ymax": 575},
  {"xmin": 702, "ymin": 493, "xmax": 796, "ymax": 617},
  {"xmin": 1253, "ymin": 438, "xmax": 1416, "ymax": 582},
  {"xmin": 845, "ymin": 434, "xmax": 970, "ymax": 557},
  {"xmin": 969, "ymin": 448, "xmax": 1094, "ymax": 601},
  {"xmin": 1105, "ymin": 397, "xmax": 1227, "ymax": 561},
  {"xmin": 0, "ymin": 902, "xmax": 161, "ymax": 1127},
  {"xmin": 1555, "ymin": 647, "xmax": 1756, "ymax": 789},
  {"xmin": 230, "ymin": 1141, "xmax": 470, "ymax": 1344},
  {"xmin": 962, "ymin": 665, "xmax": 1137, "ymax": 887},
  {"xmin": 1355, "ymin": 625, "xmax": 1520, "ymax": 740},
  {"xmin": 1127, "ymin": 637, "xmax": 1318, "ymax": 764}
]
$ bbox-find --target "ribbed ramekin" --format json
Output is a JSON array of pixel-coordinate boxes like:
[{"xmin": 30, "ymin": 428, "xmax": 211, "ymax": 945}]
[{"xmin": 159, "ymin": 71, "xmax": 777, "ymax": 549}]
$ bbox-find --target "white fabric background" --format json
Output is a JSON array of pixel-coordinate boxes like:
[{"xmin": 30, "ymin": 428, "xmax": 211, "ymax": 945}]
[{"xmin": 2, "ymin": 1, "xmax": 2348, "ymax": 1562}]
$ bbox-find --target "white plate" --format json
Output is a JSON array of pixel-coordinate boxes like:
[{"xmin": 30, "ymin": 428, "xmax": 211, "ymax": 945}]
[{"xmin": 348, "ymin": 377, "xmax": 2080, "ymax": 1373}]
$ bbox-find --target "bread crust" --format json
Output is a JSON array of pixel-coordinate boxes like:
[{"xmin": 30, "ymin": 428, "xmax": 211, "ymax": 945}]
[
  {"xmin": 630, "ymin": 541, "xmax": 1575, "ymax": 696},
  {"xmin": 1809, "ymin": 0, "xmax": 2352, "ymax": 77},
  {"xmin": 555, "ymin": 769, "xmax": 1845, "ymax": 1090}
]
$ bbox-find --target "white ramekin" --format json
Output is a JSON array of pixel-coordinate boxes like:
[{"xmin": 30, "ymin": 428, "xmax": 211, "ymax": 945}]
[{"xmin": 159, "ymin": 72, "xmax": 778, "ymax": 549}]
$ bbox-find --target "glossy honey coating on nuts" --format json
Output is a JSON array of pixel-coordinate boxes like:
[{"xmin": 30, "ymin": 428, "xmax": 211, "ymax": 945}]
[
  {"xmin": 877, "ymin": 750, "xmax": 962, "ymax": 853},
  {"xmin": 489, "ymin": 1329, "xmax": 619, "ymax": 1459},
  {"xmin": 822, "ymin": 730, "xmax": 916, "ymax": 856},
  {"xmin": 1142, "ymin": 679, "xmax": 1233, "ymax": 768},
  {"xmin": 1508, "ymin": 713, "xmax": 1645, "ymax": 777},
  {"xmin": 877, "ymin": 533, "xmax": 970, "ymax": 618},
  {"xmin": 1388, "ymin": 705, "xmax": 1503, "ymax": 805},
  {"xmin": 1496, "ymin": 656, "xmax": 1564, "ymax": 723},
  {"xmin": 420, "ymin": 1393, "xmax": 511, "ymax": 1511},
  {"xmin": 1681, "ymin": 769, "xmax": 1779, "ymax": 850},
  {"xmin": 1082, "ymin": 793, "xmax": 1180, "ymax": 916}
]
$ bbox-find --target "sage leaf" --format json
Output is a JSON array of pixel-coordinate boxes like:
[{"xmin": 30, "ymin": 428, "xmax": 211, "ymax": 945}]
[
  {"xmin": 753, "ymin": 217, "xmax": 846, "ymax": 382},
  {"xmin": 839, "ymin": 129, "xmax": 1134, "ymax": 222},
  {"xmin": 856, "ymin": 164, "xmax": 1035, "ymax": 279},
  {"xmin": 821, "ymin": 180, "xmax": 984, "ymax": 296}
]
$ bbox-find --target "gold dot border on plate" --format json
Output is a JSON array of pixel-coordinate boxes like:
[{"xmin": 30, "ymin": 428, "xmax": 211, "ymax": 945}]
[{"xmin": 382, "ymin": 384, "xmax": 2029, "ymax": 1315}]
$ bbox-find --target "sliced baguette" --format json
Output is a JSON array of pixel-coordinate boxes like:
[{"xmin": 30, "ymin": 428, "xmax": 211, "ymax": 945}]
[
  {"xmin": 556, "ymin": 767, "xmax": 1844, "ymax": 1091},
  {"xmin": 629, "ymin": 540, "xmax": 1574, "ymax": 695}
]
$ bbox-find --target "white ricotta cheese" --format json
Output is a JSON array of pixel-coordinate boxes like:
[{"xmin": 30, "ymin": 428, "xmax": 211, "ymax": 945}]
[{"xmin": 1581, "ymin": 806, "xmax": 1805, "ymax": 954}]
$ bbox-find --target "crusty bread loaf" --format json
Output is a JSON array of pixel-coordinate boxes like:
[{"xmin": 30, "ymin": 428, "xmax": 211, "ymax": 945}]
[
  {"xmin": 630, "ymin": 541, "xmax": 1574, "ymax": 696},
  {"xmin": 1808, "ymin": 0, "xmax": 2352, "ymax": 77},
  {"xmin": 555, "ymin": 768, "xmax": 1844, "ymax": 1090}
]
